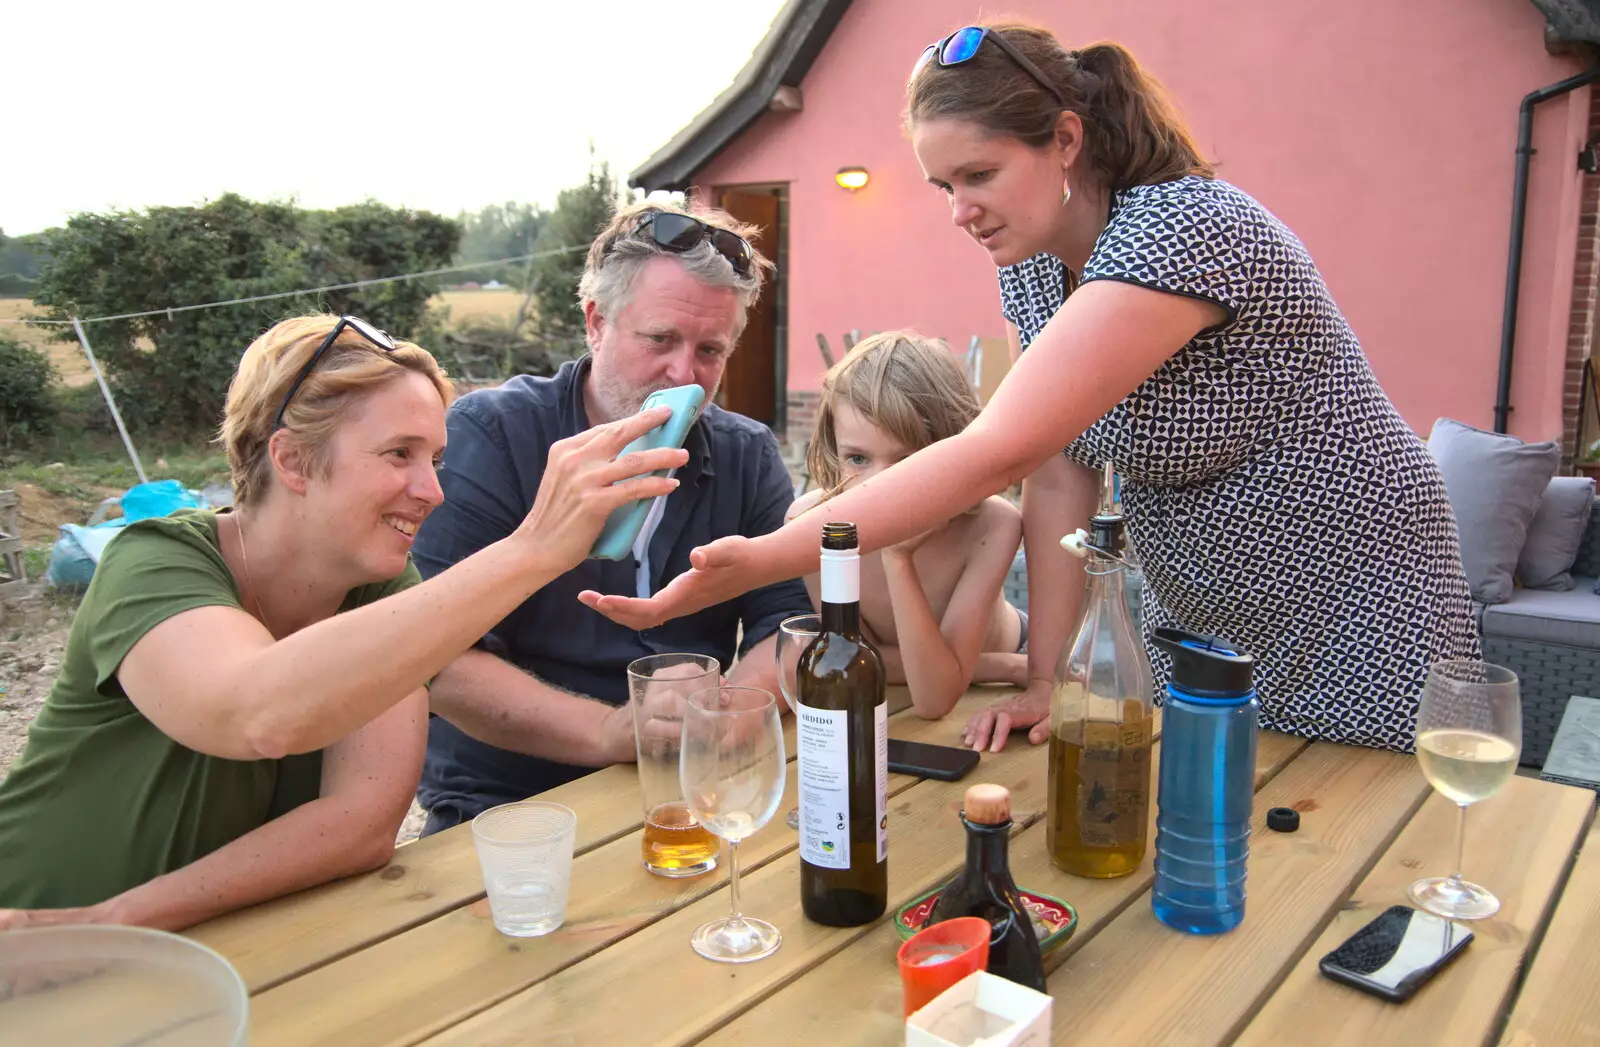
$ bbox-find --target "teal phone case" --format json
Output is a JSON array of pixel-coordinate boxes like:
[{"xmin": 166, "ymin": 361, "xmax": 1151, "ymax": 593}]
[{"xmin": 588, "ymin": 384, "xmax": 706, "ymax": 561}]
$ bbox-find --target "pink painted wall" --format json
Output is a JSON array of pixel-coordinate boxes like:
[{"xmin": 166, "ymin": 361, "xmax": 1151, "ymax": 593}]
[{"xmin": 689, "ymin": 0, "xmax": 1591, "ymax": 441}]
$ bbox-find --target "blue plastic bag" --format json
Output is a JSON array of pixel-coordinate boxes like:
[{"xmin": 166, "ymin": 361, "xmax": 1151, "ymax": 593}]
[
  {"xmin": 46, "ymin": 480, "xmax": 207, "ymax": 589},
  {"xmin": 46, "ymin": 520, "xmax": 127, "ymax": 590},
  {"xmin": 120, "ymin": 480, "xmax": 207, "ymax": 523}
]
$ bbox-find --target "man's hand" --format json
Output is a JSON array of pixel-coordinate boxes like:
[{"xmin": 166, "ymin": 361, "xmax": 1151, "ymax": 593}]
[
  {"xmin": 962, "ymin": 680, "xmax": 1052, "ymax": 752},
  {"xmin": 602, "ymin": 702, "xmax": 639, "ymax": 765},
  {"xmin": 616, "ymin": 659, "xmax": 730, "ymax": 764}
]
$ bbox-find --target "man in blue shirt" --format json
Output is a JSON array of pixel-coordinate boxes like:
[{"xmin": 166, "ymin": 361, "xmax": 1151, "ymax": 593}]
[{"xmin": 413, "ymin": 202, "xmax": 810, "ymax": 833}]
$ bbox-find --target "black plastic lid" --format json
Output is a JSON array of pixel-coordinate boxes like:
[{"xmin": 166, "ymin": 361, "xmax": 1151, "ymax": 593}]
[
  {"xmin": 821, "ymin": 522, "xmax": 858, "ymax": 550},
  {"xmin": 1088, "ymin": 512, "xmax": 1125, "ymax": 557},
  {"xmin": 1150, "ymin": 628, "xmax": 1254, "ymax": 698},
  {"xmin": 1267, "ymin": 807, "xmax": 1300, "ymax": 833}
]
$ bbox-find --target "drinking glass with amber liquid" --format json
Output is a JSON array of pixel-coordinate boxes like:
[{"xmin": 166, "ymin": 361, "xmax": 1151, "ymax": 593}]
[
  {"xmin": 1047, "ymin": 497, "xmax": 1155, "ymax": 879},
  {"xmin": 628, "ymin": 653, "xmax": 723, "ymax": 877}
]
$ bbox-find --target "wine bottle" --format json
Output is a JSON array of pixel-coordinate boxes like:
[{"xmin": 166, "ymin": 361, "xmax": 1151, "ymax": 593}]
[
  {"xmin": 929, "ymin": 783, "xmax": 1047, "ymax": 991},
  {"xmin": 797, "ymin": 521, "xmax": 888, "ymax": 926}
]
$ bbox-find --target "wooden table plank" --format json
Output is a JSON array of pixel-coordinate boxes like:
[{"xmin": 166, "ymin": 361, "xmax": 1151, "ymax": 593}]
[
  {"xmin": 697, "ymin": 731, "xmax": 1311, "ymax": 1046},
  {"xmin": 1499, "ymin": 809, "xmax": 1600, "ymax": 1047},
  {"xmin": 1039, "ymin": 741, "xmax": 1431, "ymax": 1045},
  {"xmin": 245, "ymin": 690, "xmax": 1003, "ymax": 1047},
  {"xmin": 413, "ymin": 717, "xmax": 1067, "ymax": 1045},
  {"xmin": 192, "ymin": 688, "xmax": 916, "ymax": 990},
  {"xmin": 1237, "ymin": 776, "xmax": 1593, "ymax": 1046},
  {"xmin": 248, "ymin": 763, "xmax": 811, "ymax": 1047}
]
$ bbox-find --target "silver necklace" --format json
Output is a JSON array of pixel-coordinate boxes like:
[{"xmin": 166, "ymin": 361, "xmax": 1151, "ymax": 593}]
[{"xmin": 233, "ymin": 513, "xmax": 270, "ymax": 629}]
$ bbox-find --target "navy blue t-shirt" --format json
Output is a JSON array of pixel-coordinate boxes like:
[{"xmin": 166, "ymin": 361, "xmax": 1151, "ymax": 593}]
[{"xmin": 414, "ymin": 356, "xmax": 809, "ymax": 817}]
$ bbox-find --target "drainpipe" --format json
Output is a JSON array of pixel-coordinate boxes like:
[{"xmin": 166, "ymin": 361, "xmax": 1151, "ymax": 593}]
[{"xmin": 1494, "ymin": 66, "xmax": 1600, "ymax": 434}]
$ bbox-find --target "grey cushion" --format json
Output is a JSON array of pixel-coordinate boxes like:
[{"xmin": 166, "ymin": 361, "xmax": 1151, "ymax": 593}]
[
  {"xmin": 1428, "ymin": 418, "xmax": 1560, "ymax": 605},
  {"xmin": 1518, "ymin": 477, "xmax": 1596, "ymax": 590},
  {"xmin": 1481, "ymin": 577, "xmax": 1600, "ymax": 647}
]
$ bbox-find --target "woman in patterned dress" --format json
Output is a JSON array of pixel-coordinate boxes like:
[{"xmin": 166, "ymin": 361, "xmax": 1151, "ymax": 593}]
[{"xmin": 582, "ymin": 23, "xmax": 1479, "ymax": 754}]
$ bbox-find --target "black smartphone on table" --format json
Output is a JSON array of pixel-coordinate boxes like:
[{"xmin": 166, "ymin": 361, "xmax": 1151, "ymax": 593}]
[
  {"xmin": 1318, "ymin": 904, "xmax": 1474, "ymax": 1003},
  {"xmin": 887, "ymin": 738, "xmax": 981, "ymax": 782}
]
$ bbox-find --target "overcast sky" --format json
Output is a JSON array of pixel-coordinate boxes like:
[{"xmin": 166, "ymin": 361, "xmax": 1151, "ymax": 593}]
[{"xmin": 2, "ymin": 0, "xmax": 789, "ymax": 235}]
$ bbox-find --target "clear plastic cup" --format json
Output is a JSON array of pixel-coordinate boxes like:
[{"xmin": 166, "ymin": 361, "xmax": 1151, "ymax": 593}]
[
  {"xmin": 471, "ymin": 800, "xmax": 578, "ymax": 937},
  {"xmin": 0, "ymin": 924, "xmax": 248, "ymax": 1046}
]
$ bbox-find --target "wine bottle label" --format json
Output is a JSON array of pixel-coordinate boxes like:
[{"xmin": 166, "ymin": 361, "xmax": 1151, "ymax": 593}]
[
  {"xmin": 875, "ymin": 700, "xmax": 888, "ymax": 862},
  {"xmin": 797, "ymin": 704, "xmax": 850, "ymax": 869}
]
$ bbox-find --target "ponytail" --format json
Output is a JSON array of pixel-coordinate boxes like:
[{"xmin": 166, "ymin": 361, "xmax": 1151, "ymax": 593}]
[
  {"xmin": 1074, "ymin": 42, "xmax": 1213, "ymax": 189},
  {"xmin": 907, "ymin": 27, "xmax": 1212, "ymax": 191}
]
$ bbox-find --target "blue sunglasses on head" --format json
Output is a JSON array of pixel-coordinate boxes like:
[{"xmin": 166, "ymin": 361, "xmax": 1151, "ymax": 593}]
[{"xmin": 911, "ymin": 26, "xmax": 1067, "ymax": 109}]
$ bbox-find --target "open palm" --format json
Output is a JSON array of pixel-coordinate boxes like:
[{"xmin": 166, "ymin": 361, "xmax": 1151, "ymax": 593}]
[{"xmin": 580, "ymin": 534, "xmax": 760, "ymax": 629}]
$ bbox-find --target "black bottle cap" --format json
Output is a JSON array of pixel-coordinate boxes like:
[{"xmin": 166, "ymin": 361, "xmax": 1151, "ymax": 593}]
[
  {"xmin": 821, "ymin": 522, "xmax": 858, "ymax": 550},
  {"xmin": 1149, "ymin": 628, "xmax": 1254, "ymax": 698},
  {"xmin": 1088, "ymin": 512, "xmax": 1125, "ymax": 557},
  {"xmin": 1267, "ymin": 807, "xmax": 1300, "ymax": 833}
]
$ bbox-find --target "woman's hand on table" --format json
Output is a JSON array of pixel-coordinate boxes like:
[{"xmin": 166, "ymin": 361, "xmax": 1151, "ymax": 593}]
[
  {"xmin": 0, "ymin": 902, "xmax": 117, "ymax": 932},
  {"xmin": 962, "ymin": 680, "xmax": 1052, "ymax": 752}
]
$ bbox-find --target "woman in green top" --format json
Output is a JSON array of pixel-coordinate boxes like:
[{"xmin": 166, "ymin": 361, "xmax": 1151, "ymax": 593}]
[{"xmin": 0, "ymin": 313, "xmax": 686, "ymax": 930}]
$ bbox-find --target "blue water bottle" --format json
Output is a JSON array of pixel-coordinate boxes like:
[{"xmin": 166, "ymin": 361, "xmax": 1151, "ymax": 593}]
[{"xmin": 1150, "ymin": 628, "xmax": 1257, "ymax": 935}]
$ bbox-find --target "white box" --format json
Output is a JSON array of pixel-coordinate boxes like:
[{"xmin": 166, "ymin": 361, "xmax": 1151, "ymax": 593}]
[{"xmin": 905, "ymin": 971, "xmax": 1053, "ymax": 1047}]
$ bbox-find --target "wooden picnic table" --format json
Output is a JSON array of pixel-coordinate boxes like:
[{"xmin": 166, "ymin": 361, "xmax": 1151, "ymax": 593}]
[{"xmin": 188, "ymin": 686, "xmax": 1599, "ymax": 1046}]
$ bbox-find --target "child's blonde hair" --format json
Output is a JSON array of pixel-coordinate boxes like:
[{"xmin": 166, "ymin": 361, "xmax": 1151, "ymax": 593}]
[{"xmin": 807, "ymin": 331, "xmax": 982, "ymax": 493}]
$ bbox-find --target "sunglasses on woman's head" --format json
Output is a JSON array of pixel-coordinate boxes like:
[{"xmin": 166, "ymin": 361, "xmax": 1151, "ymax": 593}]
[
  {"xmin": 616, "ymin": 211, "xmax": 755, "ymax": 277},
  {"xmin": 911, "ymin": 26, "xmax": 1067, "ymax": 109},
  {"xmin": 273, "ymin": 315, "xmax": 396, "ymax": 430}
]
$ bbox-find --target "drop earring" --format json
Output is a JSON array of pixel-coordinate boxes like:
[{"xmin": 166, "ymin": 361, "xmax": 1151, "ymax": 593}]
[{"xmin": 1061, "ymin": 177, "xmax": 1072, "ymax": 207}]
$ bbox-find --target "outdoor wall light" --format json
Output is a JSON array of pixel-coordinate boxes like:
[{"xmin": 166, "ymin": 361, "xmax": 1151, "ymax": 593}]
[{"xmin": 835, "ymin": 166, "xmax": 870, "ymax": 191}]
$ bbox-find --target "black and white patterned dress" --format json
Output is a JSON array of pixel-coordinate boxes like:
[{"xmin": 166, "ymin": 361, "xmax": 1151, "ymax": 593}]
[{"xmin": 1000, "ymin": 175, "xmax": 1479, "ymax": 752}]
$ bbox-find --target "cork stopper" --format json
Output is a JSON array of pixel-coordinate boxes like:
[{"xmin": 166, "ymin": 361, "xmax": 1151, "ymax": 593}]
[{"xmin": 962, "ymin": 783, "xmax": 1011, "ymax": 826}]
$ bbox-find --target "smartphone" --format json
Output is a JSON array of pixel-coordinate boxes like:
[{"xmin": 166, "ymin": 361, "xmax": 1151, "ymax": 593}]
[
  {"xmin": 589, "ymin": 384, "xmax": 706, "ymax": 561},
  {"xmin": 1318, "ymin": 904, "xmax": 1473, "ymax": 1003},
  {"xmin": 887, "ymin": 738, "xmax": 981, "ymax": 782}
]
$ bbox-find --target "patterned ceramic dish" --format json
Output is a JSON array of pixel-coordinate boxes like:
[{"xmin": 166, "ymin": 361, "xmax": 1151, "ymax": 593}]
[{"xmin": 893, "ymin": 886, "xmax": 1079, "ymax": 956}]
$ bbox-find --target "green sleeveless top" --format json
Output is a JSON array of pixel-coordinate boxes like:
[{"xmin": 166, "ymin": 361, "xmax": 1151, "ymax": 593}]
[{"xmin": 0, "ymin": 509, "xmax": 418, "ymax": 908}]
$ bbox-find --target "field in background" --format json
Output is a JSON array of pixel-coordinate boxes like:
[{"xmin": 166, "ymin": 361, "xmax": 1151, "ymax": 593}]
[
  {"xmin": 0, "ymin": 298, "xmax": 91, "ymax": 386},
  {"xmin": 0, "ymin": 287, "xmax": 527, "ymax": 390},
  {"xmin": 432, "ymin": 287, "xmax": 524, "ymax": 328}
]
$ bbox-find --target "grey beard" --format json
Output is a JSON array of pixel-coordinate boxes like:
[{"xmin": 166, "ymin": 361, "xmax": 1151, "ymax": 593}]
[{"xmin": 594, "ymin": 374, "xmax": 717, "ymax": 423}]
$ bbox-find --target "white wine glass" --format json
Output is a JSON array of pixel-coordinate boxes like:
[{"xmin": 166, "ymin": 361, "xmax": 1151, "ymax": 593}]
[
  {"xmin": 680, "ymin": 685, "xmax": 787, "ymax": 962},
  {"xmin": 775, "ymin": 613, "xmax": 821, "ymax": 829},
  {"xmin": 1410, "ymin": 660, "xmax": 1522, "ymax": 920}
]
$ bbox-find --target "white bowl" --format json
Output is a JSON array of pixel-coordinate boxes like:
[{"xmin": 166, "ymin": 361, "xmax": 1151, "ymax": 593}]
[{"xmin": 0, "ymin": 925, "xmax": 248, "ymax": 1045}]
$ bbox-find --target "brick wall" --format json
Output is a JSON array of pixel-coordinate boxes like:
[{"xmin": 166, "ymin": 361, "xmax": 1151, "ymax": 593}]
[
  {"xmin": 1562, "ymin": 95, "xmax": 1600, "ymax": 469},
  {"xmin": 780, "ymin": 388, "xmax": 820, "ymax": 490}
]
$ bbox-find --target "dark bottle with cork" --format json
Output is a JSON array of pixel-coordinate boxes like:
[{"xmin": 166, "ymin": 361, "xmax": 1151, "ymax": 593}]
[{"xmin": 928, "ymin": 783, "xmax": 1046, "ymax": 991}]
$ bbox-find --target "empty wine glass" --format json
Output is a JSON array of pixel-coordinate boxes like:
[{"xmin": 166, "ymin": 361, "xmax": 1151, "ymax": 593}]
[
  {"xmin": 775, "ymin": 613, "xmax": 822, "ymax": 829},
  {"xmin": 680, "ymin": 685, "xmax": 787, "ymax": 962},
  {"xmin": 1409, "ymin": 660, "xmax": 1522, "ymax": 920}
]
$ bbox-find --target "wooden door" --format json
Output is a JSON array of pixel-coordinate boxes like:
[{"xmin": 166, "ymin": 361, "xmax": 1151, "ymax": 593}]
[{"xmin": 715, "ymin": 188, "xmax": 782, "ymax": 426}]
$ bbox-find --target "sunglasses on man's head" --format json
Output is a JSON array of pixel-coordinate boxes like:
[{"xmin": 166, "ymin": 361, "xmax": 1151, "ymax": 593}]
[
  {"xmin": 616, "ymin": 211, "xmax": 755, "ymax": 277},
  {"xmin": 911, "ymin": 26, "xmax": 1067, "ymax": 109},
  {"xmin": 273, "ymin": 315, "xmax": 396, "ymax": 430}
]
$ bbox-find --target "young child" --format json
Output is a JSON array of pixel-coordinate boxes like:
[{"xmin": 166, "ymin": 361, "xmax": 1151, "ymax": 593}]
[{"xmin": 788, "ymin": 331, "xmax": 1028, "ymax": 719}]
